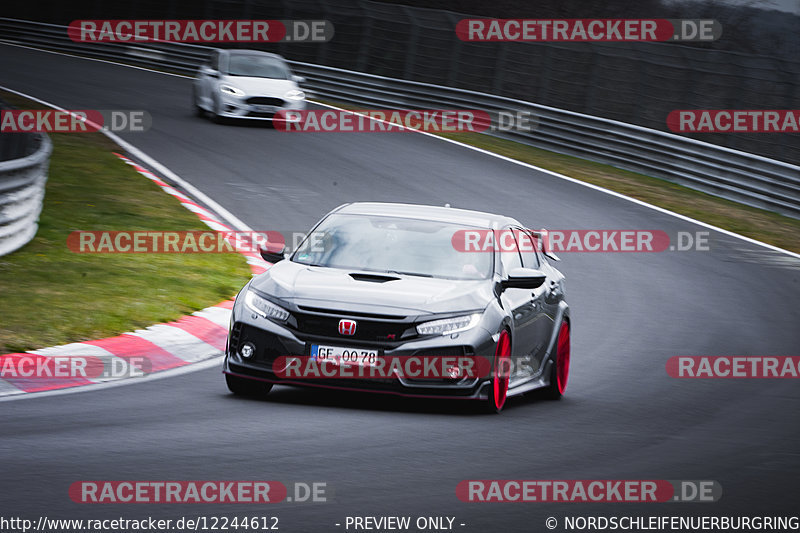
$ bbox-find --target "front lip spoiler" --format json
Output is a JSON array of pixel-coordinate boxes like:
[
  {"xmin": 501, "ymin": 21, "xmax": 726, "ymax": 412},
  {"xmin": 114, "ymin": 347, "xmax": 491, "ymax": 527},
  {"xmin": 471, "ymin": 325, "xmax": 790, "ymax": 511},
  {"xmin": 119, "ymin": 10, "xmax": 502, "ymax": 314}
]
[
  {"xmin": 216, "ymin": 112, "xmax": 301, "ymax": 122},
  {"xmin": 223, "ymin": 369, "xmax": 491, "ymax": 401}
]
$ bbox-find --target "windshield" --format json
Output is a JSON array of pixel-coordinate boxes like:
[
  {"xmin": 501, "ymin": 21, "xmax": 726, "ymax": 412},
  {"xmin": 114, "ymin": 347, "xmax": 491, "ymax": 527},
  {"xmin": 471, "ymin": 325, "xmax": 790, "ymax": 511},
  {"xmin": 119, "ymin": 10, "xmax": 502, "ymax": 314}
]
[
  {"xmin": 226, "ymin": 54, "xmax": 289, "ymax": 79},
  {"xmin": 292, "ymin": 214, "xmax": 493, "ymax": 280}
]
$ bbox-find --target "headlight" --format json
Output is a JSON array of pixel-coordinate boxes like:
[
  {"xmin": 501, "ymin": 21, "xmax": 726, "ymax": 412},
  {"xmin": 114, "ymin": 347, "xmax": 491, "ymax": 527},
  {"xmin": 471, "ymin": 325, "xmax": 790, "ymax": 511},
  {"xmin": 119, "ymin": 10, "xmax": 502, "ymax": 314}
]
[
  {"xmin": 219, "ymin": 84, "xmax": 245, "ymax": 97},
  {"xmin": 244, "ymin": 290, "xmax": 289, "ymax": 322},
  {"xmin": 284, "ymin": 89, "xmax": 305, "ymax": 101},
  {"xmin": 416, "ymin": 313, "xmax": 481, "ymax": 336}
]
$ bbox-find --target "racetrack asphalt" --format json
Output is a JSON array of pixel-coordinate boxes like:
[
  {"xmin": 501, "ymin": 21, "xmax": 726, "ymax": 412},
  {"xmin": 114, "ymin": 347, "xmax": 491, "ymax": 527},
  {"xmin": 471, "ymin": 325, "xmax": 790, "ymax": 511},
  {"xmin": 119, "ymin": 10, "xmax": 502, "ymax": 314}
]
[{"xmin": 1, "ymin": 44, "xmax": 798, "ymax": 529}]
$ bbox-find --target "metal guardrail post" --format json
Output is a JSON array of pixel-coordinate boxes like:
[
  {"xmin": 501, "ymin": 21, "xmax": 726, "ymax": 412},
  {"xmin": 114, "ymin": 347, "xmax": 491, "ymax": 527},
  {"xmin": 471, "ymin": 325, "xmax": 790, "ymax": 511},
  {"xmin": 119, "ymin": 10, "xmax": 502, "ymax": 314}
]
[{"xmin": 0, "ymin": 126, "xmax": 52, "ymax": 257}]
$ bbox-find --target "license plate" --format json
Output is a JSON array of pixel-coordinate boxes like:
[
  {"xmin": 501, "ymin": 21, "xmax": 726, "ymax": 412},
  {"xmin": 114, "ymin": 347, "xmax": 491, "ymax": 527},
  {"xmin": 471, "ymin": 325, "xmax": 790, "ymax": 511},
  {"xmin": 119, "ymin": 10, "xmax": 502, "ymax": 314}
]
[
  {"xmin": 311, "ymin": 345, "xmax": 379, "ymax": 368},
  {"xmin": 253, "ymin": 105, "xmax": 277, "ymax": 112}
]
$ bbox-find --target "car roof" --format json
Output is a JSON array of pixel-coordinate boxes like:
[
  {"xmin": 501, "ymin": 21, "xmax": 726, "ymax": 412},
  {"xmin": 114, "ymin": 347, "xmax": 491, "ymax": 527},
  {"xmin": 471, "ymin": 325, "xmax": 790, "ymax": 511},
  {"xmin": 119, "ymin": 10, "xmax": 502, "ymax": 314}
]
[
  {"xmin": 223, "ymin": 49, "xmax": 285, "ymax": 61},
  {"xmin": 332, "ymin": 202, "xmax": 521, "ymax": 229}
]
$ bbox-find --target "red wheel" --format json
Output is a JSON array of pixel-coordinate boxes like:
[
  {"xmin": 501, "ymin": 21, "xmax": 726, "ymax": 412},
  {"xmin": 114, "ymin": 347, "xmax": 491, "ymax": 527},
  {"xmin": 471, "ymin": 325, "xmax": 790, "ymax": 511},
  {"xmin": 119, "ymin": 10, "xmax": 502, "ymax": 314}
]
[
  {"xmin": 556, "ymin": 322, "xmax": 571, "ymax": 394},
  {"xmin": 487, "ymin": 329, "xmax": 511, "ymax": 412},
  {"xmin": 544, "ymin": 321, "xmax": 570, "ymax": 399}
]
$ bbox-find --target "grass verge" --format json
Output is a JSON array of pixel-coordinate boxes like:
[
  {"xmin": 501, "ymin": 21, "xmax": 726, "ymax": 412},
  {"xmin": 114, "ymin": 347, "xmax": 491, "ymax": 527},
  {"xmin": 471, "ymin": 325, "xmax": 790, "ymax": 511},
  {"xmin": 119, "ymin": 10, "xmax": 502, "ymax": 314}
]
[
  {"xmin": 314, "ymin": 99, "xmax": 800, "ymax": 254},
  {"xmin": 0, "ymin": 90, "xmax": 251, "ymax": 353}
]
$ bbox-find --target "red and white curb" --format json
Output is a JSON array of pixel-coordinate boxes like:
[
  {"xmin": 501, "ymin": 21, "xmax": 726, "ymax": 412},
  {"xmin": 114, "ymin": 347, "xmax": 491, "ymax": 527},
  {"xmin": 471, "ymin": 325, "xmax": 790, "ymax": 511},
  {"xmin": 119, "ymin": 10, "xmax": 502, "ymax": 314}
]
[{"xmin": 0, "ymin": 154, "xmax": 269, "ymax": 398}]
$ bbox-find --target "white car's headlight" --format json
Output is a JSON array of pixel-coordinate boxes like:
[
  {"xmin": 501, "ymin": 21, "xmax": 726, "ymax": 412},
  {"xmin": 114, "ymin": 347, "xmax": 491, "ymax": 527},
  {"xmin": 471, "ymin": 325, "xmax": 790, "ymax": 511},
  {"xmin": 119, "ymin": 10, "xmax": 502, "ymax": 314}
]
[
  {"xmin": 284, "ymin": 89, "xmax": 305, "ymax": 101},
  {"xmin": 416, "ymin": 313, "xmax": 481, "ymax": 336},
  {"xmin": 219, "ymin": 84, "xmax": 245, "ymax": 97},
  {"xmin": 244, "ymin": 290, "xmax": 289, "ymax": 322}
]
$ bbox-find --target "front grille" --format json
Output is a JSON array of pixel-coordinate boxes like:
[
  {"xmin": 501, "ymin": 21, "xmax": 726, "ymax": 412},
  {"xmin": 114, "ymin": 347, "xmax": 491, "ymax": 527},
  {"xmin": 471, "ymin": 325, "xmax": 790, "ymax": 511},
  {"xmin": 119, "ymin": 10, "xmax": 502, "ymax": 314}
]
[
  {"xmin": 246, "ymin": 96, "xmax": 285, "ymax": 106},
  {"xmin": 246, "ymin": 111, "xmax": 276, "ymax": 118},
  {"xmin": 228, "ymin": 322, "xmax": 243, "ymax": 355},
  {"xmin": 290, "ymin": 311, "xmax": 413, "ymax": 342}
]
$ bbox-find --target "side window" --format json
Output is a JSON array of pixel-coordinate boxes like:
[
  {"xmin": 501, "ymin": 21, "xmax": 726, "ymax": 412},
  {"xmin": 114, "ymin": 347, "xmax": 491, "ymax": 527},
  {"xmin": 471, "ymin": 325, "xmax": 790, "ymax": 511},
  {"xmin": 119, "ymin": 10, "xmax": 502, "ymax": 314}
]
[
  {"xmin": 518, "ymin": 229, "xmax": 540, "ymax": 269},
  {"xmin": 499, "ymin": 228, "xmax": 522, "ymax": 275}
]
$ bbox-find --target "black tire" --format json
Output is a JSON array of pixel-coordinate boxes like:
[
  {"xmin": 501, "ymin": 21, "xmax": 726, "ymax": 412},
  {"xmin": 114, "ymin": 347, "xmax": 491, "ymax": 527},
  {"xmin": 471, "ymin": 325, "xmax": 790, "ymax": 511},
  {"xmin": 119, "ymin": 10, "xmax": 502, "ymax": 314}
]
[
  {"xmin": 225, "ymin": 374, "xmax": 273, "ymax": 397},
  {"xmin": 542, "ymin": 322, "xmax": 570, "ymax": 400}
]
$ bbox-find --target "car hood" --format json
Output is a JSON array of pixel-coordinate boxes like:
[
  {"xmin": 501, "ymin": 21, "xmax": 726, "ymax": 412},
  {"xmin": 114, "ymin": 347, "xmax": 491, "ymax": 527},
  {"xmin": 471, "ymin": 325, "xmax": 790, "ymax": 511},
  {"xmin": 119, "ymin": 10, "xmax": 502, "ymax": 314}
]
[
  {"xmin": 219, "ymin": 76, "xmax": 297, "ymax": 96},
  {"xmin": 249, "ymin": 260, "xmax": 494, "ymax": 316}
]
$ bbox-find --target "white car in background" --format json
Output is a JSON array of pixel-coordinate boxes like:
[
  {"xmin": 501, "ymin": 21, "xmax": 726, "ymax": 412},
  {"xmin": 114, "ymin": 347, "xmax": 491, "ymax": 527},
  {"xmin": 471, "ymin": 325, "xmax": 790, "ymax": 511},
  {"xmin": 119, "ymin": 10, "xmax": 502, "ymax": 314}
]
[{"xmin": 193, "ymin": 49, "xmax": 306, "ymax": 122}]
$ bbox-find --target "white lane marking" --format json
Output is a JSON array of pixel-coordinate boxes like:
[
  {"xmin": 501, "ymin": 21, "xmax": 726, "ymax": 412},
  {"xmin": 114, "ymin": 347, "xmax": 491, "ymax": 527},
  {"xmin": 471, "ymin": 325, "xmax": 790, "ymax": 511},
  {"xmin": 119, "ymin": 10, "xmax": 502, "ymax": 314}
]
[{"xmin": 2, "ymin": 41, "xmax": 797, "ymax": 260}]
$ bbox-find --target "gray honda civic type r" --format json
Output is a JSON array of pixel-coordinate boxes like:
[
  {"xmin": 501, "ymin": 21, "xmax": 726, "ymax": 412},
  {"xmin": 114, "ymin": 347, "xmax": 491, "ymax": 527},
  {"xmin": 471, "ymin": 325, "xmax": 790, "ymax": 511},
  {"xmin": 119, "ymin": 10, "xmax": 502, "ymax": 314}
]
[{"xmin": 223, "ymin": 202, "xmax": 570, "ymax": 412}]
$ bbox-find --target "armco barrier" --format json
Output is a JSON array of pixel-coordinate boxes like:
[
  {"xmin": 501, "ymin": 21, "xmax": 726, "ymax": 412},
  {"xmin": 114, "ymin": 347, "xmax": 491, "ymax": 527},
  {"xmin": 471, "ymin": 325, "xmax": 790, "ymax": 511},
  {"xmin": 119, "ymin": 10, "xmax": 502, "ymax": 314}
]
[
  {"xmin": 0, "ymin": 99, "xmax": 52, "ymax": 256},
  {"xmin": 1, "ymin": 18, "xmax": 798, "ymax": 219}
]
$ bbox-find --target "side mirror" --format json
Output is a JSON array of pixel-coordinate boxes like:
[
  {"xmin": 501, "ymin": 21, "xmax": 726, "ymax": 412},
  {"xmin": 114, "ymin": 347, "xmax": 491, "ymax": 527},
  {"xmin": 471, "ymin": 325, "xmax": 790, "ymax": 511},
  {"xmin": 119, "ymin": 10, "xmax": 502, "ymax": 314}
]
[
  {"xmin": 291, "ymin": 74, "xmax": 306, "ymax": 84},
  {"xmin": 501, "ymin": 268, "xmax": 546, "ymax": 290},
  {"xmin": 259, "ymin": 245, "xmax": 286, "ymax": 264}
]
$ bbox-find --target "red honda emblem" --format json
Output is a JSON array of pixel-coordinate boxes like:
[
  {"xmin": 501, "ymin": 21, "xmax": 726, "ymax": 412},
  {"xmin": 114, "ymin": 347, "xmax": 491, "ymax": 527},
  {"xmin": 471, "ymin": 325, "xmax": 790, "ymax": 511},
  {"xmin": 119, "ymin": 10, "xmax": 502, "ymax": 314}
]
[{"xmin": 338, "ymin": 319, "xmax": 357, "ymax": 336}]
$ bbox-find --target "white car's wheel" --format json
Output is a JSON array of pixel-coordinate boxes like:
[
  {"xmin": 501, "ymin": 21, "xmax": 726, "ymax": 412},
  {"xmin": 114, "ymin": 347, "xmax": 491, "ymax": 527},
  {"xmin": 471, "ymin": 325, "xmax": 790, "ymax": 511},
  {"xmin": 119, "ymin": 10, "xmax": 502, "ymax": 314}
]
[
  {"xmin": 211, "ymin": 94, "xmax": 225, "ymax": 124},
  {"xmin": 192, "ymin": 86, "xmax": 204, "ymax": 117}
]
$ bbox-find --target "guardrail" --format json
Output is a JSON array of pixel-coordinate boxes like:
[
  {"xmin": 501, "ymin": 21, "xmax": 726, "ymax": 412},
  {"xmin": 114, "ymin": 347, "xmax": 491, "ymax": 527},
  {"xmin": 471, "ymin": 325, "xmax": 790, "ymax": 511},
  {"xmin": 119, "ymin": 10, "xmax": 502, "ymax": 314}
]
[
  {"xmin": 0, "ymin": 100, "xmax": 52, "ymax": 256},
  {"xmin": 1, "ymin": 18, "xmax": 798, "ymax": 219}
]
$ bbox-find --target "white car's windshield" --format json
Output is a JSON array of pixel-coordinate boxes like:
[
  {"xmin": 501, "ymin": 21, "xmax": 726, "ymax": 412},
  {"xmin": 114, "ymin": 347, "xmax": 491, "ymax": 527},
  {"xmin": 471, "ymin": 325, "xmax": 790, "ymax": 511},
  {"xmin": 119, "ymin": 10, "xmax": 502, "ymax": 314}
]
[
  {"xmin": 227, "ymin": 55, "xmax": 289, "ymax": 79},
  {"xmin": 292, "ymin": 214, "xmax": 492, "ymax": 280}
]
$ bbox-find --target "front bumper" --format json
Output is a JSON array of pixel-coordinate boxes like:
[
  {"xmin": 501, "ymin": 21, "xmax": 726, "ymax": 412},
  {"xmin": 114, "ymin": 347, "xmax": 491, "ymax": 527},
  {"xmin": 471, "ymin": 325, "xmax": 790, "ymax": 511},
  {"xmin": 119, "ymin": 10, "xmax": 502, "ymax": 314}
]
[
  {"xmin": 223, "ymin": 305, "xmax": 497, "ymax": 400},
  {"xmin": 218, "ymin": 93, "xmax": 306, "ymax": 120}
]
